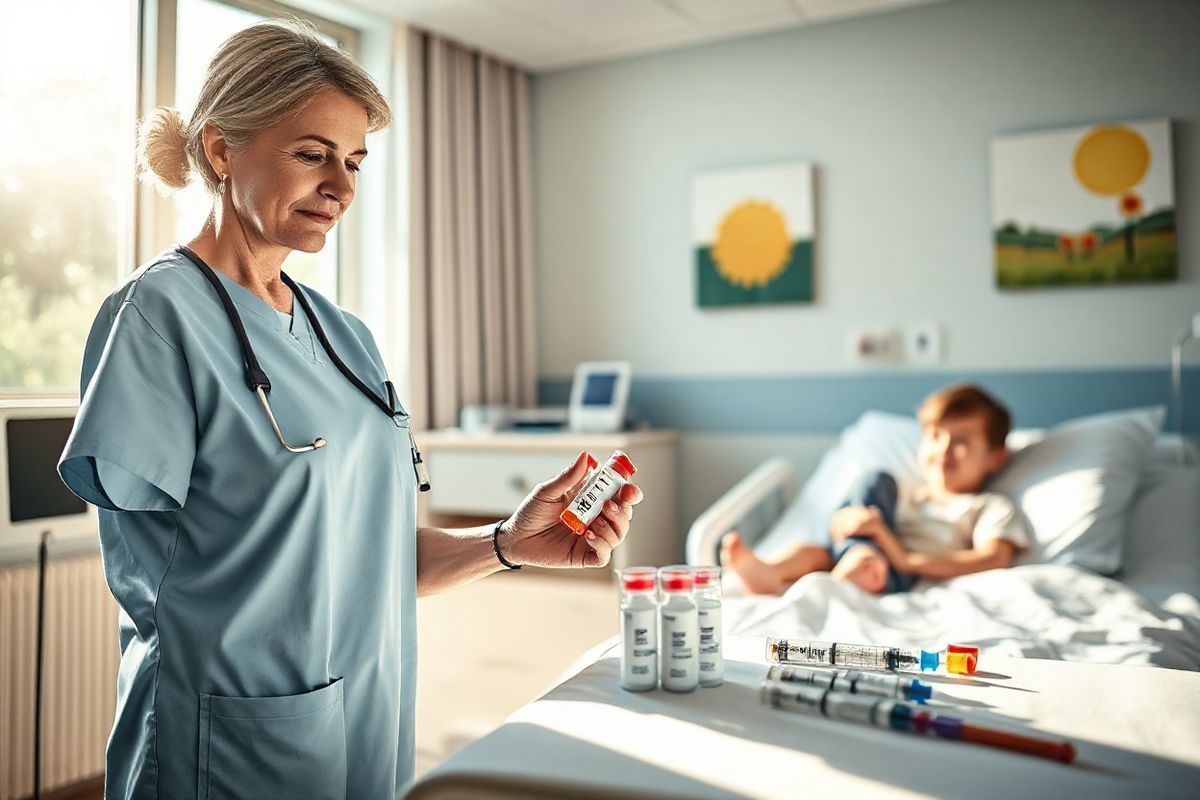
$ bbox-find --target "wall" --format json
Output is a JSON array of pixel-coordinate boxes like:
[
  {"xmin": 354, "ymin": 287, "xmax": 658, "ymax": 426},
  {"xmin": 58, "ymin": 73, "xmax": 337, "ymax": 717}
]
[{"xmin": 530, "ymin": 0, "xmax": 1200, "ymax": 531}]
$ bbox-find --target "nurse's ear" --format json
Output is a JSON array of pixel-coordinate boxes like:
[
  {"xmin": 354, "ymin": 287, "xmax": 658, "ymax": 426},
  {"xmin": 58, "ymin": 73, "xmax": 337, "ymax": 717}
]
[{"xmin": 199, "ymin": 122, "xmax": 233, "ymax": 190}]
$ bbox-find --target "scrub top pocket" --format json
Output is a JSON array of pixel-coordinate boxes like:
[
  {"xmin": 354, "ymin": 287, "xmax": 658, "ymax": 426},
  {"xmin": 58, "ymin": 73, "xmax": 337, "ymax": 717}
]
[{"xmin": 198, "ymin": 678, "xmax": 347, "ymax": 800}]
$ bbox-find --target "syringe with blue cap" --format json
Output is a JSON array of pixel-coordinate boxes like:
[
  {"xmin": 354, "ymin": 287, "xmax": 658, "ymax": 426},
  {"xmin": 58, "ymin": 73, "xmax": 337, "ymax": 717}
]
[
  {"xmin": 766, "ymin": 664, "xmax": 933, "ymax": 704},
  {"xmin": 765, "ymin": 636, "xmax": 980, "ymax": 675}
]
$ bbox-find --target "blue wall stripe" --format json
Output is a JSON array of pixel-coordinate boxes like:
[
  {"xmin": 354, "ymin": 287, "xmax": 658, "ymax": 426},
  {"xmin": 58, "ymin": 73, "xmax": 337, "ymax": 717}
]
[{"xmin": 539, "ymin": 367, "xmax": 1200, "ymax": 435}]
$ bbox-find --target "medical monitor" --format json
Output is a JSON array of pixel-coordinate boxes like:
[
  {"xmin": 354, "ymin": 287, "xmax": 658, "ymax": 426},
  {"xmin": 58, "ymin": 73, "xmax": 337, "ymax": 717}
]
[
  {"xmin": 568, "ymin": 362, "xmax": 631, "ymax": 433},
  {"xmin": 0, "ymin": 399, "xmax": 97, "ymax": 559}
]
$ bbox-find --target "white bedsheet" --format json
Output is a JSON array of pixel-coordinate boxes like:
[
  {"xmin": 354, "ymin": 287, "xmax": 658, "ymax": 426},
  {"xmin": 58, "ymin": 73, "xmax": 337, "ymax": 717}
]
[{"xmin": 724, "ymin": 564, "xmax": 1200, "ymax": 670}]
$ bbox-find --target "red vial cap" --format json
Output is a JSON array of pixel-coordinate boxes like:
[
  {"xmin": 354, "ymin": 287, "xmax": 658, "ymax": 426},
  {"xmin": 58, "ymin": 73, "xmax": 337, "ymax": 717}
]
[
  {"xmin": 620, "ymin": 567, "xmax": 657, "ymax": 592},
  {"xmin": 609, "ymin": 451, "xmax": 637, "ymax": 480},
  {"xmin": 622, "ymin": 574, "xmax": 656, "ymax": 591},
  {"xmin": 659, "ymin": 567, "xmax": 693, "ymax": 592},
  {"xmin": 692, "ymin": 566, "xmax": 720, "ymax": 586}
]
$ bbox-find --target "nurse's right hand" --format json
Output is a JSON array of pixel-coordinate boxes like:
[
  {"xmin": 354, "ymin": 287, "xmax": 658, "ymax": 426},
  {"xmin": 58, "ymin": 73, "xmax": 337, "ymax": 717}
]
[{"xmin": 498, "ymin": 451, "xmax": 643, "ymax": 569}]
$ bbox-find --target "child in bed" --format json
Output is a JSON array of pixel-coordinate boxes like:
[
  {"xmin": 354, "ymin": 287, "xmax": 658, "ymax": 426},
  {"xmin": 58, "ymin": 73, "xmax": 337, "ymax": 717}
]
[{"xmin": 721, "ymin": 383, "xmax": 1030, "ymax": 595}]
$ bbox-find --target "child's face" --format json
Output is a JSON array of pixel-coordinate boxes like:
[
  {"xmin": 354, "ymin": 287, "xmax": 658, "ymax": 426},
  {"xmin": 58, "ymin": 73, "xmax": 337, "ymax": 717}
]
[{"xmin": 918, "ymin": 413, "xmax": 1008, "ymax": 495}]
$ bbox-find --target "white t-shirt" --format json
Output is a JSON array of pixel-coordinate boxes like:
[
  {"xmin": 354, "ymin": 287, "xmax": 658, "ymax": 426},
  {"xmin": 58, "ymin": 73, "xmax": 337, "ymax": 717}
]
[{"xmin": 894, "ymin": 482, "xmax": 1031, "ymax": 556}]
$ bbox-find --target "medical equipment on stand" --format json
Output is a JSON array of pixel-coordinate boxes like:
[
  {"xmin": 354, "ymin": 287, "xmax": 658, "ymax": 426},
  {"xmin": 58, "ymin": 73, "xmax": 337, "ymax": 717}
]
[
  {"xmin": 766, "ymin": 664, "xmax": 933, "ymax": 703},
  {"xmin": 765, "ymin": 636, "xmax": 979, "ymax": 674},
  {"xmin": 761, "ymin": 680, "xmax": 1075, "ymax": 764},
  {"xmin": 179, "ymin": 246, "xmax": 430, "ymax": 491}
]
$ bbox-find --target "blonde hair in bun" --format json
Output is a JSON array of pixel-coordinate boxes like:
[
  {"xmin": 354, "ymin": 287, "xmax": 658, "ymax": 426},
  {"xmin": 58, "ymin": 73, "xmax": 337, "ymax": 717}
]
[
  {"xmin": 134, "ymin": 18, "xmax": 391, "ymax": 196},
  {"xmin": 137, "ymin": 106, "xmax": 191, "ymax": 194}
]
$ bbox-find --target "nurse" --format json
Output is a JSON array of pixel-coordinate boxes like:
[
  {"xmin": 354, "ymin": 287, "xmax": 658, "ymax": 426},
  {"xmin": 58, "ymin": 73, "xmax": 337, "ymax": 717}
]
[{"xmin": 57, "ymin": 20, "xmax": 641, "ymax": 800}]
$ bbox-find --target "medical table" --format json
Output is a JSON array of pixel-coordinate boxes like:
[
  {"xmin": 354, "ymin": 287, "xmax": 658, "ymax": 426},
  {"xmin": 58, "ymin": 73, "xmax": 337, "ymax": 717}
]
[{"xmin": 405, "ymin": 635, "xmax": 1200, "ymax": 799}]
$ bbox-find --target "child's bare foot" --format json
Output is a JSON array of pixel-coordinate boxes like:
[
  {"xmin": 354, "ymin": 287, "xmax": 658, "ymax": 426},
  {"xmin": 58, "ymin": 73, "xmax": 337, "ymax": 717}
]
[
  {"xmin": 830, "ymin": 544, "xmax": 888, "ymax": 595},
  {"xmin": 720, "ymin": 531, "xmax": 785, "ymax": 595}
]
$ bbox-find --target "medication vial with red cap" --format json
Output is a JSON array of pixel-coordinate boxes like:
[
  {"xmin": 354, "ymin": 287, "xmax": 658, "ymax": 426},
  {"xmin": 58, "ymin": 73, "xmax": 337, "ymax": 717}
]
[
  {"xmin": 618, "ymin": 567, "xmax": 659, "ymax": 691},
  {"xmin": 693, "ymin": 566, "xmax": 723, "ymax": 687},
  {"xmin": 658, "ymin": 566, "xmax": 699, "ymax": 692},
  {"xmin": 560, "ymin": 451, "xmax": 637, "ymax": 534}
]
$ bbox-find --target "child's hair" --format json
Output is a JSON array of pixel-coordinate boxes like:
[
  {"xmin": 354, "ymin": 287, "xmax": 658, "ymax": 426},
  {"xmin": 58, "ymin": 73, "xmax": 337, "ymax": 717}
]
[{"xmin": 917, "ymin": 384, "xmax": 1012, "ymax": 450}]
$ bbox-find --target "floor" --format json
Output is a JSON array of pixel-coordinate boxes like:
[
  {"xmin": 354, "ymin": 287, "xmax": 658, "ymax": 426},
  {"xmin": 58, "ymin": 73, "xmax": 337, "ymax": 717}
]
[{"xmin": 413, "ymin": 568, "xmax": 615, "ymax": 778}]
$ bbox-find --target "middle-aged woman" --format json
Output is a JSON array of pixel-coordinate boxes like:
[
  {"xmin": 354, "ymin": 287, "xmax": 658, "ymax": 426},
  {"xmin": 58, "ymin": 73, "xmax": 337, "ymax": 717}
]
[{"xmin": 58, "ymin": 20, "xmax": 641, "ymax": 799}]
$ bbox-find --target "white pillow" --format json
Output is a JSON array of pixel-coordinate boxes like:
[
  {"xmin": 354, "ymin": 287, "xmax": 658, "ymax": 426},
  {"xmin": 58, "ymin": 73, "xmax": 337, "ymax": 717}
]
[
  {"xmin": 1120, "ymin": 459, "xmax": 1200, "ymax": 615},
  {"xmin": 755, "ymin": 406, "xmax": 1165, "ymax": 576},
  {"xmin": 990, "ymin": 406, "xmax": 1164, "ymax": 574}
]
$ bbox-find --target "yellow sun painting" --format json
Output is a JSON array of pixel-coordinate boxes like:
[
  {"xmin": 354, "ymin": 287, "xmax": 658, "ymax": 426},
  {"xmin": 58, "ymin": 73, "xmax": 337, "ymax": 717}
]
[
  {"xmin": 991, "ymin": 117, "xmax": 1175, "ymax": 288},
  {"xmin": 693, "ymin": 161, "xmax": 814, "ymax": 307},
  {"xmin": 711, "ymin": 201, "xmax": 792, "ymax": 289}
]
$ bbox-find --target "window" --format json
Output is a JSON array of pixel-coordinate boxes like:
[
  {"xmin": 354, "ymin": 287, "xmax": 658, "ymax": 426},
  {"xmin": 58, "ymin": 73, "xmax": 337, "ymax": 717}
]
[
  {"xmin": 0, "ymin": 1, "xmax": 137, "ymax": 390},
  {"xmin": 1, "ymin": 0, "xmax": 394, "ymax": 393}
]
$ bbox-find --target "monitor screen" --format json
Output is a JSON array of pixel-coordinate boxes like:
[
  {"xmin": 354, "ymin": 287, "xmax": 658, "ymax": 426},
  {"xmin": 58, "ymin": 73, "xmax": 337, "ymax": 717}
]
[
  {"xmin": 581, "ymin": 373, "xmax": 618, "ymax": 406},
  {"xmin": 7, "ymin": 417, "xmax": 85, "ymax": 523}
]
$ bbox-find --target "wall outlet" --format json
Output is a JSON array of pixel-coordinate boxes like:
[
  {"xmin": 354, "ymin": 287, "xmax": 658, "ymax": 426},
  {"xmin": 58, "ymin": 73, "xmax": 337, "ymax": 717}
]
[
  {"xmin": 849, "ymin": 328, "xmax": 902, "ymax": 364},
  {"xmin": 907, "ymin": 323, "xmax": 943, "ymax": 364}
]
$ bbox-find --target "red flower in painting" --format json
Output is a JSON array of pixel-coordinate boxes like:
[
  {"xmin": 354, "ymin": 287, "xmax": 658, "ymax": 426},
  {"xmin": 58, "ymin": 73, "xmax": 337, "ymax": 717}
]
[
  {"xmin": 1057, "ymin": 234, "xmax": 1074, "ymax": 254},
  {"xmin": 1079, "ymin": 232, "xmax": 1097, "ymax": 252},
  {"xmin": 1119, "ymin": 191, "xmax": 1143, "ymax": 217}
]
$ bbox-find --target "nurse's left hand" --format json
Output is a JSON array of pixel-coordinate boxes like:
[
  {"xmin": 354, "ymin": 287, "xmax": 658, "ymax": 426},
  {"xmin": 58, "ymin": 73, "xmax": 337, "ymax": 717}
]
[{"xmin": 500, "ymin": 451, "xmax": 643, "ymax": 569}]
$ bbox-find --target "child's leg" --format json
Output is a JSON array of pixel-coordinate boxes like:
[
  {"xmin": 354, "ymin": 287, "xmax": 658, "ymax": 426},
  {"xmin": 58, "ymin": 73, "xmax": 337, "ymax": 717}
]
[
  {"xmin": 845, "ymin": 471, "xmax": 899, "ymax": 530},
  {"xmin": 830, "ymin": 543, "xmax": 889, "ymax": 594},
  {"xmin": 720, "ymin": 532, "xmax": 833, "ymax": 595}
]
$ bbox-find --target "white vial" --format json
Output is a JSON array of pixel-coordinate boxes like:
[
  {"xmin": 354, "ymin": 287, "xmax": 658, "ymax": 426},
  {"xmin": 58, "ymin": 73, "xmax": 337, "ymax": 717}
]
[
  {"xmin": 694, "ymin": 566, "xmax": 723, "ymax": 687},
  {"xmin": 658, "ymin": 565, "xmax": 699, "ymax": 693},
  {"xmin": 618, "ymin": 567, "xmax": 659, "ymax": 691}
]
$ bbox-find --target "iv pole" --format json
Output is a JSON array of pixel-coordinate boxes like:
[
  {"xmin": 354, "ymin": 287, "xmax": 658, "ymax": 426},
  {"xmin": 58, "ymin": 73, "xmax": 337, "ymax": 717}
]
[{"xmin": 34, "ymin": 530, "xmax": 50, "ymax": 800}]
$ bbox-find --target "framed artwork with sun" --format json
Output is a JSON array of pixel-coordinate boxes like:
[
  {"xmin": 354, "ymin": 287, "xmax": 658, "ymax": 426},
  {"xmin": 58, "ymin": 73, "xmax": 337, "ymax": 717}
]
[
  {"xmin": 693, "ymin": 161, "xmax": 814, "ymax": 308},
  {"xmin": 991, "ymin": 117, "xmax": 1175, "ymax": 289}
]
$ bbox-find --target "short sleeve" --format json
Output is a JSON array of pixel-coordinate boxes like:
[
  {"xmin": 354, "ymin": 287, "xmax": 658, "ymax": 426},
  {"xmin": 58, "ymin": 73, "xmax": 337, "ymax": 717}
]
[
  {"xmin": 971, "ymin": 493, "xmax": 1031, "ymax": 552},
  {"xmin": 58, "ymin": 300, "xmax": 196, "ymax": 512}
]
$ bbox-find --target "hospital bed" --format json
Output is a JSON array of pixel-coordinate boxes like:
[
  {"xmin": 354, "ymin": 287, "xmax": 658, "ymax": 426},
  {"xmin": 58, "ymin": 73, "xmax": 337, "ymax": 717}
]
[{"xmin": 405, "ymin": 407, "xmax": 1200, "ymax": 798}]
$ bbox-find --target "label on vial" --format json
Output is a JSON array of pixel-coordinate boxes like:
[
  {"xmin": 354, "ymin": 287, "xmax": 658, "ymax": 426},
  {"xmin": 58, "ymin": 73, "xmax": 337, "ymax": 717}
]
[
  {"xmin": 661, "ymin": 608, "xmax": 698, "ymax": 688},
  {"xmin": 566, "ymin": 465, "xmax": 626, "ymax": 526},
  {"xmin": 621, "ymin": 606, "xmax": 657, "ymax": 684},
  {"xmin": 698, "ymin": 604, "xmax": 723, "ymax": 676}
]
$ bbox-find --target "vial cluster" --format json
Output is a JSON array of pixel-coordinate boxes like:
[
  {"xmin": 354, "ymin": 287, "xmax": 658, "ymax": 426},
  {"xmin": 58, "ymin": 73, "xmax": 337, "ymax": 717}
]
[{"xmin": 618, "ymin": 565, "xmax": 724, "ymax": 693}]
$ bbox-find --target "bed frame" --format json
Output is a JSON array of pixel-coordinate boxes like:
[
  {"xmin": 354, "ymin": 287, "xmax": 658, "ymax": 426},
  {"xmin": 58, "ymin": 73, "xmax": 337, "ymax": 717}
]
[{"xmin": 685, "ymin": 457, "xmax": 797, "ymax": 566}]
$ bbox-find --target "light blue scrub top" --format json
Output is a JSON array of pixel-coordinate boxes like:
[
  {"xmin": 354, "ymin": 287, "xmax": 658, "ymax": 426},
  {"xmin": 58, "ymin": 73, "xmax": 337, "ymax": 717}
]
[{"xmin": 58, "ymin": 247, "xmax": 418, "ymax": 799}]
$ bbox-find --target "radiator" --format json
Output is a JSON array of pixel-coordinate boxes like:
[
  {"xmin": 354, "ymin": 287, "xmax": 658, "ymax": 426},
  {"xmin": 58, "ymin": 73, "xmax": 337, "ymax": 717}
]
[{"xmin": 1, "ymin": 554, "xmax": 118, "ymax": 800}]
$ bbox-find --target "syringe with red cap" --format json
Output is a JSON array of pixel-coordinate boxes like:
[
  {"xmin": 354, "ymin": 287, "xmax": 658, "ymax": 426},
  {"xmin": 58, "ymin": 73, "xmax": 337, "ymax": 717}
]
[
  {"xmin": 560, "ymin": 451, "xmax": 637, "ymax": 534},
  {"xmin": 761, "ymin": 680, "xmax": 1075, "ymax": 764},
  {"xmin": 765, "ymin": 636, "xmax": 980, "ymax": 675}
]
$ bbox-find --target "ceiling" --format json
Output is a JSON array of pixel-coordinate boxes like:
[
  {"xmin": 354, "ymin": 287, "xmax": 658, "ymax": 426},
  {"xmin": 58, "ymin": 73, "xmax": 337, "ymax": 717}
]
[{"xmin": 351, "ymin": 0, "xmax": 950, "ymax": 72}]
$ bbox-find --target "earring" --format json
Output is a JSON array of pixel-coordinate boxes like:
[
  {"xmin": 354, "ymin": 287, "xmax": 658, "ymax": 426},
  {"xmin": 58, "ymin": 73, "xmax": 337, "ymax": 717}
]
[{"xmin": 217, "ymin": 174, "xmax": 227, "ymax": 195}]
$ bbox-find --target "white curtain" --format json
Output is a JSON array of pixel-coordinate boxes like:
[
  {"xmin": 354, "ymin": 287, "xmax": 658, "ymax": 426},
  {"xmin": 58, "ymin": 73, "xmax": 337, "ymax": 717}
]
[{"xmin": 407, "ymin": 28, "xmax": 537, "ymax": 430}]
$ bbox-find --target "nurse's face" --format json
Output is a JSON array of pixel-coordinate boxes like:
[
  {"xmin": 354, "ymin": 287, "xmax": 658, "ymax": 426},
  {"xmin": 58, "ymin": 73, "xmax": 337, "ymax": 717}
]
[{"xmin": 222, "ymin": 88, "xmax": 369, "ymax": 253}]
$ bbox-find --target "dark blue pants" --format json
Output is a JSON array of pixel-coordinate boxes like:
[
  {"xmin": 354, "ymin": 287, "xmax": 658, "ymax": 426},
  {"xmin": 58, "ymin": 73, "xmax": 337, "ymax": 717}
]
[{"xmin": 828, "ymin": 471, "xmax": 915, "ymax": 594}]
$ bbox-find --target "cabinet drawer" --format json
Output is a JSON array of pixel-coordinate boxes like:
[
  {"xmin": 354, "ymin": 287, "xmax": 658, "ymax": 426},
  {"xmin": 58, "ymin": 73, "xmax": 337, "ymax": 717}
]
[{"xmin": 427, "ymin": 449, "xmax": 581, "ymax": 515}]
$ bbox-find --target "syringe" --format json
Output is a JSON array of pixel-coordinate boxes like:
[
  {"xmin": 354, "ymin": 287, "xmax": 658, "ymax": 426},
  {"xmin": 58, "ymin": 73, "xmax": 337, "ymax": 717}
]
[
  {"xmin": 766, "ymin": 664, "xmax": 933, "ymax": 703},
  {"xmin": 761, "ymin": 680, "xmax": 1075, "ymax": 764},
  {"xmin": 764, "ymin": 636, "xmax": 978, "ymax": 674}
]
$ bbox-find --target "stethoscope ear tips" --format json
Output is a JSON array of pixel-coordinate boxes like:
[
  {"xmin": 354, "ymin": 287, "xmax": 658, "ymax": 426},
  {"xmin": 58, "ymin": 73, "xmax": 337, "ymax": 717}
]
[{"xmin": 313, "ymin": 438, "xmax": 328, "ymax": 449}]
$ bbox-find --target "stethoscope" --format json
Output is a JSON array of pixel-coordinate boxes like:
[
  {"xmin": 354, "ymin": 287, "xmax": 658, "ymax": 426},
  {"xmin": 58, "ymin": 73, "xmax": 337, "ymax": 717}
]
[{"xmin": 177, "ymin": 245, "xmax": 431, "ymax": 491}]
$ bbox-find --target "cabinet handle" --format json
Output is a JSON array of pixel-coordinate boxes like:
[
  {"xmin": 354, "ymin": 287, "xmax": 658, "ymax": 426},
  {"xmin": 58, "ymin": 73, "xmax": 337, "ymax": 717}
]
[{"xmin": 508, "ymin": 474, "xmax": 529, "ymax": 493}]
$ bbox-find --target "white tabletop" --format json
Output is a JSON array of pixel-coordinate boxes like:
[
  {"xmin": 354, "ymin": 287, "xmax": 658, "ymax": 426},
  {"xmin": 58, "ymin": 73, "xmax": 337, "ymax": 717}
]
[{"xmin": 407, "ymin": 635, "xmax": 1200, "ymax": 799}]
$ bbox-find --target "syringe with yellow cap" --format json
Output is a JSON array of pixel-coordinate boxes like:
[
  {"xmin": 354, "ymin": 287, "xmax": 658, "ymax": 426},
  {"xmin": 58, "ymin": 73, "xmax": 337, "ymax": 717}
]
[{"xmin": 764, "ymin": 636, "xmax": 980, "ymax": 675}]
